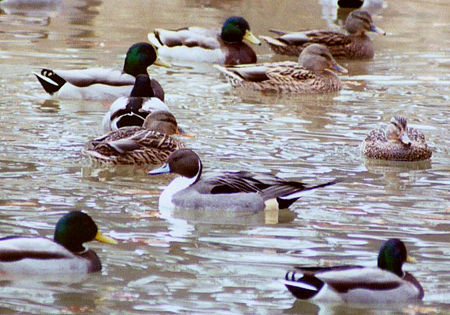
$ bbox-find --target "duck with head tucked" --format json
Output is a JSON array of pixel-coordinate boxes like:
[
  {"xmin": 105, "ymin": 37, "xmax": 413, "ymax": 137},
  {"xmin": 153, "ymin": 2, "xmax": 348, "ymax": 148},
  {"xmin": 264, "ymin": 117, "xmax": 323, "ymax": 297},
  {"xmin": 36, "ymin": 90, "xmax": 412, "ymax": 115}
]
[
  {"xmin": 0, "ymin": 211, "xmax": 117, "ymax": 275},
  {"xmin": 148, "ymin": 16, "xmax": 261, "ymax": 65},
  {"xmin": 102, "ymin": 74, "xmax": 170, "ymax": 133},
  {"xmin": 362, "ymin": 116, "xmax": 432, "ymax": 161},
  {"xmin": 283, "ymin": 238, "xmax": 424, "ymax": 303},
  {"xmin": 84, "ymin": 111, "xmax": 189, "ymax": 165},
  {"xmin": 34, "ymin": 42, "xmax": 169, "ymax": 101},
  {"xmin": 260, "ymin": 10, "xmax": 385, "ymax": 59},
  {"xmin": 148, "ymin": 148, "xmax": 339, "ymax": 211},
  {"xmin": 214, "ymin": 44, "xmax": 347, "ymax": 94}
]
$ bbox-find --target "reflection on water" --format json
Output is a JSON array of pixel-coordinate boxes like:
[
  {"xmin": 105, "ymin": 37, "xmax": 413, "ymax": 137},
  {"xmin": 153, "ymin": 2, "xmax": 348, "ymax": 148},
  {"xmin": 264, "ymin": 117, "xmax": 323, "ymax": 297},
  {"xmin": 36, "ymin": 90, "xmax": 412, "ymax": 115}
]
[{"xmin": 0, "ymin": 0, "xmax": 449, "ymax": 314}]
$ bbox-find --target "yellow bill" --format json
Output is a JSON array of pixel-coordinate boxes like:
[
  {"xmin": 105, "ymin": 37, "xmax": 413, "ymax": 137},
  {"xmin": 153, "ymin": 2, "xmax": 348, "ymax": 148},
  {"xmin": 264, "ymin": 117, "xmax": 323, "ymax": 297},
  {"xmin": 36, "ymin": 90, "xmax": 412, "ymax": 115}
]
[{"xmin": 95, "ymin": 231, "xmax": 118, "ymax": 245}]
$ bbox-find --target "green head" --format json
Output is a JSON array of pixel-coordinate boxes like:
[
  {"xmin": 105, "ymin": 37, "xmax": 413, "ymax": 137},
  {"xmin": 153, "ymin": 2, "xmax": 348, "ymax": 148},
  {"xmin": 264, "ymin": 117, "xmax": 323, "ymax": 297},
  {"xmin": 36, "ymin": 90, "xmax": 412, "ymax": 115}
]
[
  {"xmin": 54, "ymin": 211, "xmax": 117, "ymax": 253},
  {"xmin": 377, "ymin": 239, "xmax": 416, "ymax": 277},
  {"xmin": 221, "ymin": 16, "xmax": 261, "ymax": 45},
  {"xmin": 123, "ymin": 42, "xmax": 159, "ymax": 77}
]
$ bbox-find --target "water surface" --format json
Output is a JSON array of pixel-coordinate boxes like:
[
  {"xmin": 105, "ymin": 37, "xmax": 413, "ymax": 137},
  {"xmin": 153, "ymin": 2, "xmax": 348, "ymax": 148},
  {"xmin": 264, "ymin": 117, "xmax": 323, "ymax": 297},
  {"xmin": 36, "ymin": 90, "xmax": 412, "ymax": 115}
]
[{"xmin": 0, "ymin": 0, "xmax": 449, "ymax": 314}]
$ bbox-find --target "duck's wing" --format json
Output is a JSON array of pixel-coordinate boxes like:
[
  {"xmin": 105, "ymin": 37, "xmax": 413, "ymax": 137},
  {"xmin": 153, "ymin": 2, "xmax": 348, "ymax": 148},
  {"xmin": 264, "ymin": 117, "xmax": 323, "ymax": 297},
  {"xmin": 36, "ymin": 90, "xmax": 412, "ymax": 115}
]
[
  {"xmin": 407, "ymin": 127, "xmax": 427, "ymax": 144},
  {"xmin": 89, "ymin": 129, "xmax": 181, "ymax": 155},
  {"xmin": 37, "ymin": 68, "xmax": 135, "ymax": 87},
  {"xmin": 269, "ymin": 29, "xmax": 351, "ymax": 46},
  {"xmin": 151, "ymin": 26, "xmax": 221, "ymax": 49},
  {"xmin": 215, "ymin": 63, "xmax": 271, "ymax": 83},
  {"xmin": 0, "ymin": 236, "xmax": 74, "ymax": 262},
  {"xmin": 199, "ymin": 171, "xmax": 278, "ymax": 194},
  {"xmin": 265, "ymin": 62, "xmax": 317, "ymax": 82},
  {"xmin": 284, "ymin": 266, "xmax": 406, "ymax": 299}
]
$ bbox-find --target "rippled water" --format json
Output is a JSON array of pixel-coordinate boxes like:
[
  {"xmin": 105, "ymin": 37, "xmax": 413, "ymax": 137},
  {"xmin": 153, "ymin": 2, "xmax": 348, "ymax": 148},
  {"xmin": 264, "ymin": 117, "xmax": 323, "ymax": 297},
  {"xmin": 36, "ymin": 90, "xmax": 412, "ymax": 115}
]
[{"xmin": 0, "ymin": 0, "xmax": 449, "ymax": 314}]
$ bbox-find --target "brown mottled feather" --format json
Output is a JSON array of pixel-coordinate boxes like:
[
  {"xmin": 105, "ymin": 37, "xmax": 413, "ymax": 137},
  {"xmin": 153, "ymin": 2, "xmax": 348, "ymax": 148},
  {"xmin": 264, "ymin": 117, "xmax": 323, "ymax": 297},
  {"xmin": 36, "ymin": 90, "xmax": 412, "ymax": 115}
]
[
  {"xmin": 83, "ymin": 127, "xmax": 185, "ymax": 165},
  {"xmin": 363, "ymin": 127, "xmax": 432, "ymax": 161}
]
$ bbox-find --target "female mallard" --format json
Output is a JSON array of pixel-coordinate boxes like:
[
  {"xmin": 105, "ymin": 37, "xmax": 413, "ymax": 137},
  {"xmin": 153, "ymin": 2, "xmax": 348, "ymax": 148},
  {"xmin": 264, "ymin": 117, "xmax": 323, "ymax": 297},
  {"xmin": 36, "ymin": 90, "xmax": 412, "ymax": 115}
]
[
  {"xmin": 363, "ymin": 116, "xmax": 432, "ymax": 161},
  {"xmin": 0, "ymin": 211, "xmax": 117, "ymax": 275},
  {"xmin": 102, "ymin": 74, "xmax": 169, "ymax": 132},
  {"xmin": 214, "ymin": 44, "xmax": 347, "ymax": 94},
  {"xmin": 33, "ymin": 42, "xmax": 169, "ymax": 101},
  {"xmin": 83, "ymin": 111, "xmax": 187, "ymax": 165},
  {"xmin": 260, "ymin": 10, "xmax": 385, "ymax": 59},
  {"xmin": 148, "ymin": 148, "xmax": 338, "ymax": 211},
  {"xmin": 148, "ymin": 16, "xmax": 261, "ymax": 65},
  {"xmin": 283, "ymin": 239, "xmax": 424, "ymax": 303}
]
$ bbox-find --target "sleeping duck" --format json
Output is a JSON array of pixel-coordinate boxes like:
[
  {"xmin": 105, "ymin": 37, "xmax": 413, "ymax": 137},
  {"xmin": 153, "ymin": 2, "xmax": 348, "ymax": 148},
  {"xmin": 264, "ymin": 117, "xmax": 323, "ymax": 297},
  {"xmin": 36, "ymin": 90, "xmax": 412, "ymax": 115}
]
[
  {"xmin": 148, "ymin": 148, "xmax": 338, "ymax": 212},
  {"xmin": 33, "ymin": 42, "xmax": 169, "ymax": 101},
  {"xmin": 0, "ymin": 211, "xmax": 117, "ymax": 275},
  {"xmin": 214, "ymin": 44, "xmax": 347, "ymax": 94},
  {"xmin": 362, "ymin": 116, "xmax": 432, "ymax": 161},
  {"xmin": 260, "ymin": 10, "xmax": 385, "ymax": 59},
  {"xmin": 101, "ymin": 74, "xmax": 169, "ymax": 132},
  {"xmin": 148, "ymin": 16, "xmax": 261, "ymax": 65},
  {"xmin": 84, "ymin": 111, "xmax": 188, "ymax": 165},
  {"xmin": 283, "ymin": 239, "xmax": 424, "ymax": 303}
]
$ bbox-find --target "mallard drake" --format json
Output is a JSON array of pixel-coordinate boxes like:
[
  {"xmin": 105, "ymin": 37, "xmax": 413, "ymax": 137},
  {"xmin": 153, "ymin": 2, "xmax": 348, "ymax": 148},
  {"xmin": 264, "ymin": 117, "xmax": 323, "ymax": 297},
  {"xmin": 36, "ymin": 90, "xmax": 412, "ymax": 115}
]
[
  {"xmin": 283, "ymin": 239, "xmax": 424, "ymax": 303},
  {"xmin": 214, "ymin": 44, "xmax": 347, "ymax": 94},
  {"xmin": 0, "ymin": 211, "xmax": 117, "ymax": 275},
  {"xmin": 33, "ymin": 42, "xmax": 169, "ymax": 101},
  {"xmin": 260, "ymin": 10, "xmax": 385, "ymax": 59},
  {"xmin": 362, "ymin": 116, "xmax": 432, "ymax": 161},
  {"xmin": 148, "ymin": 148, "xmax": 338, "ymax": 211},
  {"xmin": 148, "ymin": 16, "xmax": 261, "ymax": 65},
  {"xmin": 84, "ymin": 111, "xmax": 188, "ymax": 165},
  {"xmin": 101, "ymin": 74, "xmax": 169, "ymax": 132}
]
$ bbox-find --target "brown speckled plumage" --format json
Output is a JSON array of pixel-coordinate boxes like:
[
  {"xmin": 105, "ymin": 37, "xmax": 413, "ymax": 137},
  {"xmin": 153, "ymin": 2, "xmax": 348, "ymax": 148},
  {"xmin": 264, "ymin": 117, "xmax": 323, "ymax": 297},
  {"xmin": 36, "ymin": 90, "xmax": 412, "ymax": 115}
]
[
  {"xmin": 83, "ymin": 127, "xmax": 185, "ymax": 165},
  {"xmin": 215, "ymin": 44, "xmax": 346, "ymax": 94},
  {"xmin": 83, "ymin": 111, "xmax": 186, "ymax": 165},
  {"xmin": 261, "ymin": 10, "xmax": 385, "ymax": 59},
  {"xmin": 363, "ymin": 118, "xmax": 432, "ymax": 161}
]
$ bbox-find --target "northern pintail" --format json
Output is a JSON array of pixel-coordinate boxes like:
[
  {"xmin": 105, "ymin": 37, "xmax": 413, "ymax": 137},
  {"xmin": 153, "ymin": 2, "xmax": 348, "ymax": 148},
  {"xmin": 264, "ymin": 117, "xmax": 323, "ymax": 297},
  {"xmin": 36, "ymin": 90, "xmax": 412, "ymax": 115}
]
[{"xmin": 148, "ymin": 149, "xmax": 338, "ymax": 211}]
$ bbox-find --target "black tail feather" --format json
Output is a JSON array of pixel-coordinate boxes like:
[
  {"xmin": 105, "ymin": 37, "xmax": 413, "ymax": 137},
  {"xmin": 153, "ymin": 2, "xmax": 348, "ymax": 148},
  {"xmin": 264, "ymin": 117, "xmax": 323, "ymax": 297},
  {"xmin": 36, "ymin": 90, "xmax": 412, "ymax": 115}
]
[
  {"xmin": 277, "ymin": 178, "xmax": 342, "ymax": 209},
  {"xmin": 34, "ymin": 69, "xmax": 66, "ymax": 95}
]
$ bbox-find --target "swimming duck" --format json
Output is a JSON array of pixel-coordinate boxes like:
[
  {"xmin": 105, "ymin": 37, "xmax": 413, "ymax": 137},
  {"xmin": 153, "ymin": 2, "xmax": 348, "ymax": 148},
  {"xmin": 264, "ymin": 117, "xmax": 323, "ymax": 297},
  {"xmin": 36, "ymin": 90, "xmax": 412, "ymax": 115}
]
[
  {"xmin": 148, "ymin": 148, "xmax": 338, "ymax": 211},
  {"xmin": 0, "ymin": 211, "xmax": 117, "ymax": 275},
  {"xmin": 33, "ymin": 42, "xmax": 169, "ymax": 101},
  {"xmin": 283, "ymin": 238, "xmax": 424, "ymax": 303},
  {"xmin": 214, "ymin": 44, "xmax": 347, "ymax": 94},
  {"xmin": 260, "ymin": 10, "xmax": 385, "ymax": 59},
  {"xmin": 147, "ymin": 16, "xmax": 261, "ymax": 65},
  {"xmin": 84, "ymin": 111, "xmax": 187, "ymax": 165},
  {"xmin": 101, "ymin": 74, "xmax": 169, "ymax": 132},
  {"xmin": 362, "ymin": 116, "xmax": 432, "ymax": 161}
]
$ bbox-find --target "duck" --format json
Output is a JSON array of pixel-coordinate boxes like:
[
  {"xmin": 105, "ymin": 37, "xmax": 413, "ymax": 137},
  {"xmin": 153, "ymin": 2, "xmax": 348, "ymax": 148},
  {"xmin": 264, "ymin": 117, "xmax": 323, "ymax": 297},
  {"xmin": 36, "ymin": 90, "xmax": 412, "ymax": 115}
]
[
  {"xmin": 147, "ymin": 16, "xmax": 261, "ymax": 65},
  {"xmin": 148, "ymin": 148, "xmax": 338, "ymax": 211},
  {"xmin": 84, "ymin": 111, "xmax": 188, "ymax": 165},
  {"xmin": 283, "ymin": 238, "xmax": 424, "ymax": 303},
  {"xmin": 101, "ymin": 74, "xmax": 170, "ymax": 132},
  {"xmin": 0, "ymin": 211, "xmax": 117, "ymax": 275},
  {"xmin": 214, "ymin": 44, "xmax": 347, "ymax": 94},
  {"xmin": 260, "ymin": 10, "xmax": 385, "ymax": 59},
  {"xmin": 33, "ymin": 42, "xmax": 169, "ymax": 101},
  {"xmin": 362, "ymin": 116, "xmax": 432, "ymax": 161}
]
